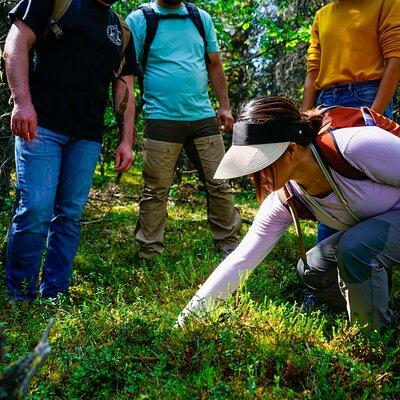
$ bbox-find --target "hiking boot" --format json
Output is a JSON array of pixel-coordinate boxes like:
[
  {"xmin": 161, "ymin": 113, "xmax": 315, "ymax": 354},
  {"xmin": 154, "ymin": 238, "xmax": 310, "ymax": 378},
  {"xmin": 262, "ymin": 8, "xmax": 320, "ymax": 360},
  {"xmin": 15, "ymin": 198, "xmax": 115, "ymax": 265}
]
[
  {"xmin": 138, "ymin": 250, "xmax": 160, "ymax": 261},
  {"xmin": 301, "ymin": 291, "xmax": 322, "ymax": 312},
  {"xmin": 214, "ymin": 240, "xmax": 239, "ymax": 257}
]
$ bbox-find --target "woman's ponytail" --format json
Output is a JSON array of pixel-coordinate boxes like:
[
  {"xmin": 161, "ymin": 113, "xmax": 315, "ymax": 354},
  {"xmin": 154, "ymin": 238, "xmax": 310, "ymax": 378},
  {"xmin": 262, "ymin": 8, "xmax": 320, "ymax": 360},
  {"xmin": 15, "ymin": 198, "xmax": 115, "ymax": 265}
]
[{"xmin": 301, "ymin": 108, "xmax": 324, "ymax": 138}]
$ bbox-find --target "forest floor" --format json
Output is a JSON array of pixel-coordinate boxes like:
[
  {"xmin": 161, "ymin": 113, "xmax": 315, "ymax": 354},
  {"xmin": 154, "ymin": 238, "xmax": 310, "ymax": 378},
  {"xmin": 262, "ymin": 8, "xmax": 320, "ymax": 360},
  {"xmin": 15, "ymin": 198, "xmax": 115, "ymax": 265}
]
[{"xmin": 1, "ymin": 162, "xmax": 399, "ymax": 399}]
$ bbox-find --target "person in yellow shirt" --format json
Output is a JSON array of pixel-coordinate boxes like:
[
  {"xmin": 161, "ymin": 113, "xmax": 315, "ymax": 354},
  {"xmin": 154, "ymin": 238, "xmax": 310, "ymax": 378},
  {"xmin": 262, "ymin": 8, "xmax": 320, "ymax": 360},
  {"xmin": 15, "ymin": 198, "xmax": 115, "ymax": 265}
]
[{"xmin": 301, "ymin": 0, "xmax": 400, "ymax": 243}]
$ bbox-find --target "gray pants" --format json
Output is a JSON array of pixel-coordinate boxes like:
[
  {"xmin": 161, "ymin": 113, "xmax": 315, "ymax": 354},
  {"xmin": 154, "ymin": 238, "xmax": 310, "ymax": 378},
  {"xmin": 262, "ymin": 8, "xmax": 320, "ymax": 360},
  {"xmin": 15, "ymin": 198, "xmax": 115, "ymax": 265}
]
[
  {"xmin": 135, "ymin": 118, "xmax": 241, "ymax": 255},
  {"xmin": 297, "ymin": 209, "xmax": 400, "ymax": 330}
]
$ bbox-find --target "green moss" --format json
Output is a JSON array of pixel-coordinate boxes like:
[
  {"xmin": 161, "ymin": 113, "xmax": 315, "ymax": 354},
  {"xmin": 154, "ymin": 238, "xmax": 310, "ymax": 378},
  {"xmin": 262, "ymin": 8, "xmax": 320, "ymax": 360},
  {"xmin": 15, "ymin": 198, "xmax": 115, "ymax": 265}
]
[{"xmin": 1, "ymin": 166, "xmax": 399, "ymax": 399}]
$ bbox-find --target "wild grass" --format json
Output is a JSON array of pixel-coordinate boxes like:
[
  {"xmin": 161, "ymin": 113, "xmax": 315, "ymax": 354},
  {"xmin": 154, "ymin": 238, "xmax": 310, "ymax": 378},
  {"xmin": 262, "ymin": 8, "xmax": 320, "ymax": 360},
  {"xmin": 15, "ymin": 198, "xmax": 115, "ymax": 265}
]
[{"xmin": 1, "ymin": 164, "xmax": 399, "ymax": 399}]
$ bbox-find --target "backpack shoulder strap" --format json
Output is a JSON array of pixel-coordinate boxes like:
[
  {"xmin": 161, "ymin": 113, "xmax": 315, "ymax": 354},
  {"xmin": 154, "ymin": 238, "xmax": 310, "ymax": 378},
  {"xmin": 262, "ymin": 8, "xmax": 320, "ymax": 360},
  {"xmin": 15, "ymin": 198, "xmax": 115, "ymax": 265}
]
[
  {"xmin": 316, "ymin": 106, "xmax": 400, "ymax": 180},
  {"xmin": 183, "ymin": 2, "xmax": 211, "ymax": 64},
  {"xmin": 277, "ymin": 183, "xmax": 293, "ymax": 206},
  {"xmin": 119, "ymin": 18, "xmax": 131, "ymax": 56},
  {"xmin": 113, "ymin": 15, "xmax": 131, "ymax": 79},
  {"xmin": 277, "ymin": 183, "xmax": 316, "ymax": 221},
  {"xmin": 51, "ymin": 0, "xmax": 72, "ymax": 22},
  {"xmin": 315, "ymin": 106, "xmax": 370, "ymax": 180},
  {"xmin": 139, "ymin": 4, "xmax": 159, "ymax": 71},
  {"xmin": 112, "ymin": 17, "xmax": 134, "ymax": 151},
  {"xmin": 362, "ymin": 106, "xmax": 400, "ymax": 136},
  {"xmin": 48, "ymin": 0, "xmax": 72, "ymax": 39},
  {"xmin": 277, "ymin": 183, "xmax": 311, "ymax": 262},
  {"xmin": 113, "ymin": 16, "xmax": 131, "ymax": 116},
  {"xmin": 314, "ymin": 130, "xmax": 368, "ymax": 180}
]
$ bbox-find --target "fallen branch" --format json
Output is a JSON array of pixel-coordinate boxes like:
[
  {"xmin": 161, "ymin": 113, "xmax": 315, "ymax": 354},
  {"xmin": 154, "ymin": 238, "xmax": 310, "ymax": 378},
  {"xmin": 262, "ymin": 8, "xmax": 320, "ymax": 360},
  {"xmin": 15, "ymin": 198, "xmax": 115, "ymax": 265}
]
[
  {"xmin": 82, "ymin": 217, "xmax": 119, "ymax": 225},
  {"xmin": 0, "ymin": 318, "xmax": 55, "ymax": 400}
]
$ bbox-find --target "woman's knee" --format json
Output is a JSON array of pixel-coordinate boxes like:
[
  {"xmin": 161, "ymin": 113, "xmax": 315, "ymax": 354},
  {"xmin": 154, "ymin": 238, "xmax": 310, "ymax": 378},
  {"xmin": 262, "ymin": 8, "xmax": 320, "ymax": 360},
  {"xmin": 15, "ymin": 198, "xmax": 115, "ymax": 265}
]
[
  {"xmin": 297, "ymin": 241, "xmax": 341, "ymax": 290},
  {"xmin": 336, "ymin": 233, "xmax": 371, "ymax": 284},
  {"xmin": 297, "ymin": 247, "xmax": 325, "ymax": 290}
]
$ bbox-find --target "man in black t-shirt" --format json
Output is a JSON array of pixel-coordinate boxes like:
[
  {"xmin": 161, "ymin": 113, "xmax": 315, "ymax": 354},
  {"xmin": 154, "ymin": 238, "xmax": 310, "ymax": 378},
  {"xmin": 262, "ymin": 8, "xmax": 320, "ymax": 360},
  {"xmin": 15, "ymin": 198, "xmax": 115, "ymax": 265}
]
[{"xmin": 3, "ymin": 0, "xmax": 139, "ymax": 301}]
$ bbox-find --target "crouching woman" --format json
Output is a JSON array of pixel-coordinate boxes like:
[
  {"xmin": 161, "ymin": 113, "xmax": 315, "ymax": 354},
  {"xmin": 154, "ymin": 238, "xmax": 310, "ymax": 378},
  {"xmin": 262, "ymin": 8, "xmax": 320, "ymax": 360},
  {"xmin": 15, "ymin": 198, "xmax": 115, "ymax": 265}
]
[{"xmin": 177, "ymin": 96, "xmax": 400, "ymax": 331}]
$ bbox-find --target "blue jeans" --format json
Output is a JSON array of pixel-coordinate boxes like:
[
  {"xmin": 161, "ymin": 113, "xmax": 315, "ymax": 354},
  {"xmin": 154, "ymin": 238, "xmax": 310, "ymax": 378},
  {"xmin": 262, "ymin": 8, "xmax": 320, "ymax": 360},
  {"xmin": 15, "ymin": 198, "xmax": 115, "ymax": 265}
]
[
  {"xmin": 5, "ymin": 127, "xmax": 101, "ymax": 300},
  {"xmin": 316, "ymin": 79, "xmax": 393, "ymax": 242},
  {"xmin": 316, "ymin": 79, "xmax": 393, "ymax": 118}
]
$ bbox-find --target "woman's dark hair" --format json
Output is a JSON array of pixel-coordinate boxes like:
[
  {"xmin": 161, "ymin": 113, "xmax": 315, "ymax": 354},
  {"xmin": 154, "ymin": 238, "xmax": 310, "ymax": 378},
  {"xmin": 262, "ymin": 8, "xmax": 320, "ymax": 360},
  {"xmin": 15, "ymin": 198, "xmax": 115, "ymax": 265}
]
[
  {"xmin": 237, "ymin": 96, "xmax": 323, "ymax": 132},
  {"xmin": 237, "ymin": 96, "xmax": 323, "ymax": 201}
]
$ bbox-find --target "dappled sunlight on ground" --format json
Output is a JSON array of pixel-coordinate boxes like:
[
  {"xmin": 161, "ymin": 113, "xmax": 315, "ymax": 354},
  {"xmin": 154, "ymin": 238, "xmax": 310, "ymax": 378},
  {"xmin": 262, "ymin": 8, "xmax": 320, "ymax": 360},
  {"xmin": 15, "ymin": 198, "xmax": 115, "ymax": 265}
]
[{"xmin": 1, "ymin": 166, "xmax": 399, "ymax": 398}]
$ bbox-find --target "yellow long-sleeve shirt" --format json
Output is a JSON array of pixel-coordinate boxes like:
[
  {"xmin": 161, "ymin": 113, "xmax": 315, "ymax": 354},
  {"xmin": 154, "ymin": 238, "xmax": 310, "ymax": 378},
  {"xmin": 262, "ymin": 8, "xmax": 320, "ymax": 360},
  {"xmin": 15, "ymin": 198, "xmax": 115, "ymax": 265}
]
[{"xmin": 307, "ymin": 0, "xmax": 400, "ymax": 90}]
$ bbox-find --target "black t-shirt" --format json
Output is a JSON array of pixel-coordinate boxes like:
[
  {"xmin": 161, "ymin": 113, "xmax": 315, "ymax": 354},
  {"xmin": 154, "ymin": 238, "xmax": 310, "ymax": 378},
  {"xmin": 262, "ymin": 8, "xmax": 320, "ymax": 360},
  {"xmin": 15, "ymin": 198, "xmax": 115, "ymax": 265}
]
[{"xmin": 9, "ymin": 0, "xmax": 139, "ymax": 142}]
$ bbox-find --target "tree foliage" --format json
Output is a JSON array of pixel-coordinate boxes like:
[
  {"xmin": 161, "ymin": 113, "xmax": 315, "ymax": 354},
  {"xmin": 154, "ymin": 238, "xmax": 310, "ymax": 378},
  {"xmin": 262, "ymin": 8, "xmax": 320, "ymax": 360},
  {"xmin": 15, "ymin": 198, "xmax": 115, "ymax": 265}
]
[
  {"xmin": 2, "ymin": 0, "xmax": 400, "ymax": 185},
  {"xmin": 114, "ymin": 0, "xmax": 325, "ymax": 114},
  {"xmin": 0, "ymin": 0, "xmax": 334, "ymax": 195}
]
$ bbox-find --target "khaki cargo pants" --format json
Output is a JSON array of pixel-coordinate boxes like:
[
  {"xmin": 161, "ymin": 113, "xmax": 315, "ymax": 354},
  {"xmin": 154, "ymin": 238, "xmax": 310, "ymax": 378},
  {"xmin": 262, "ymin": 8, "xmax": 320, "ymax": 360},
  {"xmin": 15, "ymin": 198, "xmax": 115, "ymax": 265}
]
[
  {"xmin": 297, "ymin": 209, "xmax": 400, "ymax": 331},
  {"xmin": 135, "ymin": 118, "xmax": 241, "ymax": 256}
]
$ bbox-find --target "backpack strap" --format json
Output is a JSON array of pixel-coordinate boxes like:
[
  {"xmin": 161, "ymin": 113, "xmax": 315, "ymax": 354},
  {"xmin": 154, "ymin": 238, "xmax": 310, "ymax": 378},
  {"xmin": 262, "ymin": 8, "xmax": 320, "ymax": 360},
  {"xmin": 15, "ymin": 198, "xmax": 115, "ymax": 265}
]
[
  {"xmin": 183, "ymin": 2, "xmax": 211, "ymax": 64},
  {"xmin": 277, "ymin": 183, "xmax": 312, "ymax": 262},
  {"xmin": 51, "ymin": 0, "xmax": 72, "ymax": 21},
  {"xmin": 314, "ymin": 130, "xmax": 368, "ymax": 180},
  {"xmin": 109, "ymin": 15, "xmax": 132, "ymax": 116},
  {"xmin": 362, "ymin": 106, "xmax": 400, "ymax": 135},
  {"xmin": 315, "ymin": 106, "xmax": 400, "ymax": 180},
  {"xmin": 136, "ymin": 3, "xmax": 159, "ymax": 108},
  {"xmin": 139, "ymin": 2, "xmax": 210, "ymax": 72},
  {"xmin": 113, "ymin": 16, "xmax": 131, "ymax": 79},
  {"xmin": 310, "ymin": 144, "xmax": 361, "ymax": 223},
  {"xmin": 139, "ymin": 4, "xmax": 159, "ymax": 73},
  {"xmin": 47, "ymin": 0, "xmax": 73, "ymax": 39},
  {"xmin": 136, "ymin": 2, "xmax": 210, "ymax": 111},
  {"xmin": 277, "ymin": 182, "xmax": 316, "ymax": 221}
]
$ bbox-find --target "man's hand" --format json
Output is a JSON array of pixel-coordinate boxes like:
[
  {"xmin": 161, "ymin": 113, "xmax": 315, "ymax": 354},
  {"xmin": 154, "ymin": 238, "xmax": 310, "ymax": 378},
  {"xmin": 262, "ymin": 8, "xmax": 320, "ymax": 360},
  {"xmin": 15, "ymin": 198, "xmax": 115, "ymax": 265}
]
[
  {"xmin": 207, "ymin": 53, "xmax": 233, "ymax": 133},
  {"xmin": 217, "ymin": 108, "xmax": 233, "ymax": 133},
  {"xmin": 11, "ymin": 100, "xmax": 37, "ymax": 141},
  {"xmin": 113, "ymin": 75, "xmax": 135, "ymax": 174},
  {"xmin": 4, "ymin": 20, "xmax": 37, "ymax": 141},
  {"xmin": 115, "ymin": 141, "xmax": 133, "ymax": 173}
]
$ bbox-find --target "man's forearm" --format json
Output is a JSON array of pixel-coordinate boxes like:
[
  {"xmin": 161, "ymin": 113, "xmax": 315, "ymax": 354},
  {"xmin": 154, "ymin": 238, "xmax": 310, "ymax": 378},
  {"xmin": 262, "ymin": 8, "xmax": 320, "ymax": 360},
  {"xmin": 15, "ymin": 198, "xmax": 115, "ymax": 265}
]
[
  {"xmin": 114, "ymin": 75, "xmax": 136, "ymax": 145},
  {"xmin": 4, "ymin": 22, "xmax": 34, "ymax": 104},
  {"xmin": 121, "ymin": 90, "xmax": 135, "ymax": 146},
  {"xmin": 114, "ymin": 75, "xmax": 135, "ymax": 172},
  {"xmin": 372, "ymin": 57, "xmax": 400, "ymax": 115},
  {"xmin": 208, "ymin": 62, "xmax": 230, "ymax": 110},
  {"xmin": 5, "ymin": 21, "xmax": 37, "ymax": 140}
]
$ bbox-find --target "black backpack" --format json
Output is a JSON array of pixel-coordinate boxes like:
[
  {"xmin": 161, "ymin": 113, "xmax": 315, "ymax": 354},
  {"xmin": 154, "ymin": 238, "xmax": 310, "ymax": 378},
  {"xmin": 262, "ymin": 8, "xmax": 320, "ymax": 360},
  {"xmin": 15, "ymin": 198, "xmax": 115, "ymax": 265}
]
[{"xmin": 137, "ymin": 2, "xmax": 211, "ymax": 100}]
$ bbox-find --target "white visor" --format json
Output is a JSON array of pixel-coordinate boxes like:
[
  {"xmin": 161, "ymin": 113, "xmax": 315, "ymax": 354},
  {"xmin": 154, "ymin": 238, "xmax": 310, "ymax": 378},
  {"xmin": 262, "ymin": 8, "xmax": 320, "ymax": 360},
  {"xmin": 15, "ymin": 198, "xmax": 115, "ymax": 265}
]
[{"xmin": 214, "ymin": 142, "xmax": 290, "ymax": 179}]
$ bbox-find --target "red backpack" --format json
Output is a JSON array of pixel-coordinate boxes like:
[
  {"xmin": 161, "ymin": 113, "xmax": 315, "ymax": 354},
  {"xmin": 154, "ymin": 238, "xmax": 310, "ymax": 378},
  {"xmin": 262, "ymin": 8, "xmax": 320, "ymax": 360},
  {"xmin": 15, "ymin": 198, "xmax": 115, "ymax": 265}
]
[
  {"xmin": 315, "ymin": 106, "xmax": 400, "ymax": 179},
  {"xmin": 278, "ymin": 106, "xmax": 400, "ymax": 218},
  {"xmin": 277, "ymin": 106, "xmax": 400, "ymax": 261}
]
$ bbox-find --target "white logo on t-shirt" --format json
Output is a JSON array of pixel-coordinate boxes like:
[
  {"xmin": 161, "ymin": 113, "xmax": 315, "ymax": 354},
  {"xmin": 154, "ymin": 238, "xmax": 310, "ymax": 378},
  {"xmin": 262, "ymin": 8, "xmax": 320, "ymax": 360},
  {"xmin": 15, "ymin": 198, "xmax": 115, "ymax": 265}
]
[{"xmin": 107, "ymin": 25, "xmax": 122, "ymax": 46}]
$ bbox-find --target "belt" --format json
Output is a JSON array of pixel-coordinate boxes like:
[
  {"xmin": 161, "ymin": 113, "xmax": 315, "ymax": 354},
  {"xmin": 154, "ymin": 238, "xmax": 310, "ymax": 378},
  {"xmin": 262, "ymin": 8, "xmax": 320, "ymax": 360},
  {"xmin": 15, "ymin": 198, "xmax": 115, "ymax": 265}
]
[{"xmin": 321, "ymin": 79, "xmax": 381, "ymax": 93}]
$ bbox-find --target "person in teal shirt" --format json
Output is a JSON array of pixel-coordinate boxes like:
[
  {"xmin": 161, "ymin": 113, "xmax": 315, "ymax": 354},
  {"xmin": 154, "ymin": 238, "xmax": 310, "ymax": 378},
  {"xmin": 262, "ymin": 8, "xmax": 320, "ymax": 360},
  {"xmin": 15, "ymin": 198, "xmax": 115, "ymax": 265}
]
[{"xmin": 126, "ymin": 0, "xmax": 241, "ymax": 261}]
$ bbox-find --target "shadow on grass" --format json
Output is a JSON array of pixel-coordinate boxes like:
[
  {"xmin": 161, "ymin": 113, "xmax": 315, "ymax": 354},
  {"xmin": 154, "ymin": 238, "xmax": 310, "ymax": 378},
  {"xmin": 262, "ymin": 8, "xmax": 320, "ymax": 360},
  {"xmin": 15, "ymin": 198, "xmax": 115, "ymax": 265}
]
[{"xmin": 1, "ymin": 174, "xmax": 400, "ymax": 398}]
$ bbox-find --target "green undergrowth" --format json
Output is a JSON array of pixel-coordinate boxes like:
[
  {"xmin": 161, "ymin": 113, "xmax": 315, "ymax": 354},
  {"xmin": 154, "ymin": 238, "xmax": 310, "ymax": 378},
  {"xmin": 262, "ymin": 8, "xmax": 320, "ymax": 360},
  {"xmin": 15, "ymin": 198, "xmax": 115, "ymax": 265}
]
[{"xmin": 1, "ymin": 164, "xmax": 399, "ymax": 399}]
